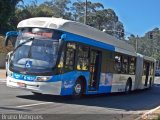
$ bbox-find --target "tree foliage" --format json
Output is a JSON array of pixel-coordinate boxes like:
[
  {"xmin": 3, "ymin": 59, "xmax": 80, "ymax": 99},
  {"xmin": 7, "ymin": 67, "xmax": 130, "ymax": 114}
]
[
  {"xmin": 0, "ymin": 0, "xmax": 22, "ymax": 33},
  {"xmin": 128, "ymin": 27, "xmax": 160, "ymax": 60},
  {"xmin": 0, "ymin": 0, "xmax": 125, "ymax": 39}
]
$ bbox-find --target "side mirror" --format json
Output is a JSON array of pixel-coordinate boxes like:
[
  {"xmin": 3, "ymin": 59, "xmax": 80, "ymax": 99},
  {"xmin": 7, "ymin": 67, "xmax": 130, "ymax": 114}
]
[
  {"xmin": 61, "ymin": 34, "xmax": 67, "ymax": 40},
  {"xmin": 59, "ymin": 34, "xmax": 66, "ymax": 46},
  {"xmin": 4, "ymin": 31, "xmax": 19, "ymax": 47}
]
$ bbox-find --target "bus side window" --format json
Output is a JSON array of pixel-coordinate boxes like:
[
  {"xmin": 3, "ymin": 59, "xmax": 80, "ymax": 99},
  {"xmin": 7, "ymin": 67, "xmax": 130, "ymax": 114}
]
[
  {"xmin": 58, "ymin": 52, "xmax": 64, "ymax": 68},
  {"xmin": 150, "ymin": 62, "xmax": 154, "ymax": 75},
  {"xmin": 114, "ymin": 54, "xmax": 121, "ymax": 73},
  {"xmin": 106, "ymin": 51, "xmax": 115, "ymax": 73},
  {"xmin": 76, "ymin": 45, "xmax": 89, "ymax": 70},
  {"xmin": 143, "ymin": 62, "xmax": 147, "ymax": 75},
  {"xmin": 64, "ymin": 42, "xmax": 76, "ymax": 71},
  {"xmin": 129, "ymin": 57, "xmax": 136, "ymax": 75},
  {"xmin": 121, "ymin": 55, "xmax": 129, "ymax": 74}
]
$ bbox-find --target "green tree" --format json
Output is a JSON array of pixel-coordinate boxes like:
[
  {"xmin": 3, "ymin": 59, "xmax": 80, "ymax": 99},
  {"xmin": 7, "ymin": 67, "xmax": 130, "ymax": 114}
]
[
  {"xmin": 71, "ymin": 1, "xmax": 124, "ymax": 39},
  {"xmin": 71, "ymin": 1, "xmax": 104, "ymax": 23},
  {"xmin": 3, "ymin": 0, "xmax": 125, "ymax": 39},
  {"xmin": 0, "ymin": 0, "xmax": 22, "ymax": 33},
  {"xmin": 128, "ymin": 28, "xmax": 160, "ymax": 60},
  {"xmin": 43, "ymin": 0, "xmax": 71, "ymax": 18}
]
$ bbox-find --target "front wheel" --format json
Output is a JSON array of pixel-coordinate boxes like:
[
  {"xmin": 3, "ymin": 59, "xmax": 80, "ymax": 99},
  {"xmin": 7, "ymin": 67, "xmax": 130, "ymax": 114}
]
[{"xmin": 72, "ymin": 79, "xmax": 84, "ymax": 98}]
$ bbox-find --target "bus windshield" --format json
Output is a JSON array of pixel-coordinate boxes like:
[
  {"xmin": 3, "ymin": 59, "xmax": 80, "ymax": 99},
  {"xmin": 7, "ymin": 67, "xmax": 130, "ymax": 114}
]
[{"xmin": 10, "ymin": 28, "xmax": 62, "ymax": 75}]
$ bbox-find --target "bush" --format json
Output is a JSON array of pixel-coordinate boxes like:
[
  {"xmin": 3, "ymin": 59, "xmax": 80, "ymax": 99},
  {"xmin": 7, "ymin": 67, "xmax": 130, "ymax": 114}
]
[{"xmin": 0, "ymin": 35, "xmax": 13, "ymax": 54}]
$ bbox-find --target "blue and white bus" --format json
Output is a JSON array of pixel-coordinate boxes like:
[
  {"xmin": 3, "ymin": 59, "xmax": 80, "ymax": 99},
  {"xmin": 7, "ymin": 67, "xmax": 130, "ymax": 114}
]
[{"xmin": 4, "ymin": 17, "xmax": 155, "ymax": 97}]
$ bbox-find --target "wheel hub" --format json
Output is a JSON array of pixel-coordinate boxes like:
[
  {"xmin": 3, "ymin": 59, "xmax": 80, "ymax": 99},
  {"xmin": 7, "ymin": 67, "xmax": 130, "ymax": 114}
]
[{"xmin": 75, "ymin": 83, "xmax": 81, "ymax": 94}]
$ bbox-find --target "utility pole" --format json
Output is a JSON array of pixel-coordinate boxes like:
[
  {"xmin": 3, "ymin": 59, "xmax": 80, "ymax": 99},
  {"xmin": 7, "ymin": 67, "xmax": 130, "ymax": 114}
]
[
  {"xmin": 84, "ymin": 0, "xmax": 87, "ymax": 24},
  {"xmin": 136, "ymin": 35, "xmax": 138, "ymax": 52}
]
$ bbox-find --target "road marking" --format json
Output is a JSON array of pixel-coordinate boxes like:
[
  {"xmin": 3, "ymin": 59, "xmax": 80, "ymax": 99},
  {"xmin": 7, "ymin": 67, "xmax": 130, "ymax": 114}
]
[
  {"xmin": 135, "ymin": 106, "xmax": 160, "ymax": 120},
  {"xmin": 16, "ymin": 102, "xmax": 53, "ymax": 108}
]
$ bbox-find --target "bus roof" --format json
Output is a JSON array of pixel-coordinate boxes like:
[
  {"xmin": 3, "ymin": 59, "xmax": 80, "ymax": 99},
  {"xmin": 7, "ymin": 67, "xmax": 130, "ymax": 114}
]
[
  {"xmin": 17, "ymin": 17, "xmax": 136, "ymax": 56},
  {"xmin": 137, "ymin": 53, "xmax": 156, "ymax": 62},
  {"xmin": 143, "ymin": 55, "xmax": 156, "ymax": 62}
]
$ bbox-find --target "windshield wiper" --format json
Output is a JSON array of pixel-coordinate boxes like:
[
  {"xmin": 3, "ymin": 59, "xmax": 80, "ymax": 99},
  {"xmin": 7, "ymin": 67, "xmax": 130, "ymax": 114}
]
[{"xmin": 15, "ymin": 37, "xmax": 34, "ymax": 50}]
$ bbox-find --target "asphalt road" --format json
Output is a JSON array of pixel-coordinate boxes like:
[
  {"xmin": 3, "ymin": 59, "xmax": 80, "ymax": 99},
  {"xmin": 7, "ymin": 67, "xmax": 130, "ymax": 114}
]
[{"xmin": 0, "ymin": 77, "xmax": 160, "ymax": 120}]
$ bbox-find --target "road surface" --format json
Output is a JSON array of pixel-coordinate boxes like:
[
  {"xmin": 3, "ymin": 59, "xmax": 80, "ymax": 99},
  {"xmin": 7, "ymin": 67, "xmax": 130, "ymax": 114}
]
[{"xmin": 0, "ymin": 76, "xmax": 160, "ymax": 120}]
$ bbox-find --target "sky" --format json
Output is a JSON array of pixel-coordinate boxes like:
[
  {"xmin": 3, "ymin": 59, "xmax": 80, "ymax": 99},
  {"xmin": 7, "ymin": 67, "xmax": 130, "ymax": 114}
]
[{"xmin": 23, "ymin": 0, "xmax": 160, "ymax": 36}]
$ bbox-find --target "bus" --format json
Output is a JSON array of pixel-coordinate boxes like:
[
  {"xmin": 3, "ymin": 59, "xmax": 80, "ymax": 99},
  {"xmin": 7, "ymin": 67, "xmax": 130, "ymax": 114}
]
[{"xmin": 4, "ymin": 17, "xmax": 156, "ymax": 97}]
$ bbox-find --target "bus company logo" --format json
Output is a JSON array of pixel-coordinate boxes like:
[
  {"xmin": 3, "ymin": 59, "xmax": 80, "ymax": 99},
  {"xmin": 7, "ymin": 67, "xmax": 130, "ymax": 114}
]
[
  {"xmin": 14, "ymin": 73, "xmax": 21, "ymax": 79},
  {"xmin": 25, "ymin": 61, "xmax": 32, "ymax": 68},
  {"xmin": 63, "ymin": 81, "xmax": 73, "ymax": 88}
]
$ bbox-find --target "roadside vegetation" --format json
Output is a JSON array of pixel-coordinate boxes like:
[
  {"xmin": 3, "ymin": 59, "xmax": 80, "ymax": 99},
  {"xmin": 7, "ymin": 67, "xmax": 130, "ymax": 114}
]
[
  {"xmin": 156, "ymin": 116, "xmax": 160, "ymax": 120},
  {"xmin": 128, "ymin": 28, "xmax": 160, "ymax": 61},
  {"xmin": 0, "ymin": 36, "xmax": 13, "ymax": 54}
]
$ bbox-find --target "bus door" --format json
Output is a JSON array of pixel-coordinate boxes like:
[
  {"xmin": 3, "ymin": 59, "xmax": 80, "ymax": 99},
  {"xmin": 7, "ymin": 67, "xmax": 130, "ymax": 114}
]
[
  {"xmin": 88, "ymin": 50, "xmax": 102, "ymax": 91},
  {"xmin": 144, "ymin": 62, "xmax": 150, "ymax": 86}
]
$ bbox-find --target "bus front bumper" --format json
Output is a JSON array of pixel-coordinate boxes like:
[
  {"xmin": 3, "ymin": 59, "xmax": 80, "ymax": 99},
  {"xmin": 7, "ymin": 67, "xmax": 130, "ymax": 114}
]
[{"xmin": 6, "ymin": 76, "xmax": 62, "ymax": 95}]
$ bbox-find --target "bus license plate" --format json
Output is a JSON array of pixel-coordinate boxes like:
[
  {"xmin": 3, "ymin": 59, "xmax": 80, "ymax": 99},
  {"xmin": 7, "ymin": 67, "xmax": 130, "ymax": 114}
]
[{"xmin": 17, "ymin": 82, "xmax": 25, "ymax": 87}]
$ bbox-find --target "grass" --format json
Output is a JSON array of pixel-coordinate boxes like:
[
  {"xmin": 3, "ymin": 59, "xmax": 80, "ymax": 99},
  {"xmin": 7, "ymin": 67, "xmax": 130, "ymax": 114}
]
[{"xmin": 156, "ymin": 116, "xmax": 160, "ymax": 120}]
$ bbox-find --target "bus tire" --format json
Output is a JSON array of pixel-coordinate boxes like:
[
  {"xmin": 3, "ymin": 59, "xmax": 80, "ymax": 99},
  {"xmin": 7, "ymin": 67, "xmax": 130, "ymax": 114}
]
[
  {"xmin": 125, "ymin": 78, "xmax": 132, "ymax": 94},
  {"xmin": 72, "ymin": 78, "xmax": 85, "ymax": 98}
]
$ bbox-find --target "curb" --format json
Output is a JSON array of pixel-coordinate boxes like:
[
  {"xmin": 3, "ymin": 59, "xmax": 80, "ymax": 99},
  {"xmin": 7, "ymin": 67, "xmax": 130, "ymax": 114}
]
[{"xmin": 136, "ymin": 106, "xmax": 160, "ymax": 120}]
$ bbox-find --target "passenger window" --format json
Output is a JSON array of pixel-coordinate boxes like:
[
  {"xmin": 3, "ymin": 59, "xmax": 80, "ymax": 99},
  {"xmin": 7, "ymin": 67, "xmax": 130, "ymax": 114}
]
[
  {"xmin": 58, "ymin": 52, "xmax": 64, "ymax": 68},
  {"xmin": 114, "ymin": 54, "xmax": 137, "ymax": 74},
  {"xmin": 150, "ymin": 63, "xmax": 154, "ymax": 75},
  {"xmin": 115, "ymin": 54, "xmax": 121, "ymax": 73},
  {"xmin": 106, "ymin": 51, "xmax": 115, "ymax": 73},
  {"xmin": 143, "ymin": 62, "xmax": 147, "ymax": 75},
  {"xmin": 64, "ymin": 42, "xmax": 76, "ymax": 71},
  {"xmin": 121, "ymin": 56, "xmax": 129, "ymax": 74},
  {"xmin": 76, "ymin": 45, "xmax": 89, "ymax": 70},
  {"xmin": 129, "ymin": 57, "xmax": 136, "ymax": 74}
]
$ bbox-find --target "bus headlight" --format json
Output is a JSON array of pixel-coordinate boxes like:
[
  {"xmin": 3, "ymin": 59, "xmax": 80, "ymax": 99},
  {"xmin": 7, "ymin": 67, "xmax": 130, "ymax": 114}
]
[
  {"xmin": 8, "ymin": 70, "xmax": 13, "ymax": 77},
  {"xmin": 36, "ymin": 76, "xmax": 52, "ymax": 82}
]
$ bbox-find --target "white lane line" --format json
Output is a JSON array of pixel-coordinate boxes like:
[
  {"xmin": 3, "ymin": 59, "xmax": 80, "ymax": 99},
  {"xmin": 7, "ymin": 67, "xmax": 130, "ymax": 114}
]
[
  {"xmin": 16, "ymin": 102, "xmax": 53, "ymax": 108},
  {"xmin": 135, "ymin": 106, "xmax": 160, "ymax": 120}
]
